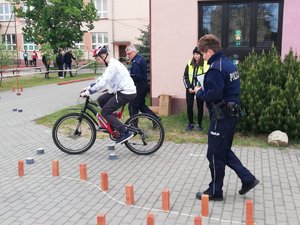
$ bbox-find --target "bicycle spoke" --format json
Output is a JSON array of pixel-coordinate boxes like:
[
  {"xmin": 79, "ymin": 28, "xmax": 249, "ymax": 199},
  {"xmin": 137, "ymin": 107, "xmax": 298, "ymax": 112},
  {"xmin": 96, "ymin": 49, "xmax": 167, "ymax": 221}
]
[
  {"xmin": 52, "ymin": 113, "xmax": 96, "ymax": 154},
  {"xmin": 124, "ymin": 113, "xmax": 164, "ymax": 155}
]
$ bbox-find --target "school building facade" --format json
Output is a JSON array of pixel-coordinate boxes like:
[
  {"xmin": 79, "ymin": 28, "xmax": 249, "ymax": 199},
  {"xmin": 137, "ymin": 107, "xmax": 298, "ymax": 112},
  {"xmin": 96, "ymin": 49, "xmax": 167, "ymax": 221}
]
[{"xmin": 0, "ymin": 0, "xmax": 149, "ymax": 63}]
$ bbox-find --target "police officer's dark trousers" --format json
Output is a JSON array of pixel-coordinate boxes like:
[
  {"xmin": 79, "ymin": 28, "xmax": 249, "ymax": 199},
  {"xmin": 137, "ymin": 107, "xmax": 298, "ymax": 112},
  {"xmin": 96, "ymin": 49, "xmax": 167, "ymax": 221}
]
[
  {"xmin": 128, "ymin": 80, "xmax": 158, "ymax": 118},
  {"xmin": 207, "ymin": 116, "xmax": 256, "ymax": 197}
]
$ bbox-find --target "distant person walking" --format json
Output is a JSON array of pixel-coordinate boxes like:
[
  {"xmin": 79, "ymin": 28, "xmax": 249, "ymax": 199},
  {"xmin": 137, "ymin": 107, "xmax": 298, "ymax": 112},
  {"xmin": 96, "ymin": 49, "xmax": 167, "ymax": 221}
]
[
  {"xmin": 32, "ymin": 50, "xmax": 38, "ymax": 67},
  {"xmin": 42, "ymin": 53, "xmax": 50, "ymax": 79},
  {"xmin": 56, "ymin": 48, "xmax": 64, "ymax": 79},
  {"xmin": 28, "ymin": 52, "xmax": 33, "ymax": 66},
  {"xmin": 23, "ymin": 50, "xmax": 28, "ymax": 67},
  {"xmin": 125, "ymin": 44, "xmax": 160, "ymax": 121},
  {"xmin": 63, "ymin": 49, "xmax": 76, "ymax": 77}
]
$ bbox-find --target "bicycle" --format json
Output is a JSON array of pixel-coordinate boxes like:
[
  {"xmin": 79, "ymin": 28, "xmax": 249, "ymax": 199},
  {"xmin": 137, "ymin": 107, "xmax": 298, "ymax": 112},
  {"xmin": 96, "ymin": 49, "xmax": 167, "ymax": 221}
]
[{"xmin": 52, "ymin": 96, "xmax": 165, "ymax": 155}]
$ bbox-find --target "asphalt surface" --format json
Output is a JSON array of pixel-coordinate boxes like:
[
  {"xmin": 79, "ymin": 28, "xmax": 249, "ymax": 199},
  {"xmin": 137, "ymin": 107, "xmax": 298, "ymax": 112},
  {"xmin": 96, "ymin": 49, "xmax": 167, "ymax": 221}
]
[{"xmin": 0, "ymin": 81, "xmax": 300, "ymax": 225}]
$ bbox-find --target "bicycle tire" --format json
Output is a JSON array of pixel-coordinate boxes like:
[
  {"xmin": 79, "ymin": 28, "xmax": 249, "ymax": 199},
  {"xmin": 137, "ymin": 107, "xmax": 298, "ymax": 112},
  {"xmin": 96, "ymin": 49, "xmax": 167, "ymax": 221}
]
[
  {"xmin": 124, "ymin": 113, "xmax": 164, "ymax": 155},
  {"xmin": 52, "ymin": 112, "xmax": 96, "ymax": 154}
]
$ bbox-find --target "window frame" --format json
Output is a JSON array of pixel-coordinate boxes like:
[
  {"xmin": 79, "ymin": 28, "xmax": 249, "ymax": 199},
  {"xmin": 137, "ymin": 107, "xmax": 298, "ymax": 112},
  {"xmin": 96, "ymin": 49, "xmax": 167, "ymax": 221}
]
[
  {"xmin": 23, "ymin": 35, "xmax": 39, "ymax": 51},
  {"xmin": 95, "ymin": 0, "xmax": 108, "ymax": 19},
  {"xmin": 1, "ymin": 34, "xmax": 16, "ymax": 50},
  {"xmin": 198, "ymin": 0, "xmax": 283, "ymax": 59},
  {"xmin": 0, "ymin": 3, "xmax": 14, "ymax": 21},
  {"xmin": 91, "ymin": 32, "xmax": 109, "ymax": 50}
]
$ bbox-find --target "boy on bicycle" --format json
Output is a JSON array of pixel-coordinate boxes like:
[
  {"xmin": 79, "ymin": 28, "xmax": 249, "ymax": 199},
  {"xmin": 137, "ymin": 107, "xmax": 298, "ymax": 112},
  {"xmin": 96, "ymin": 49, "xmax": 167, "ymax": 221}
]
[{"xmin": 80, "ymin": 45, "xmax": 137, "ymax": 144}]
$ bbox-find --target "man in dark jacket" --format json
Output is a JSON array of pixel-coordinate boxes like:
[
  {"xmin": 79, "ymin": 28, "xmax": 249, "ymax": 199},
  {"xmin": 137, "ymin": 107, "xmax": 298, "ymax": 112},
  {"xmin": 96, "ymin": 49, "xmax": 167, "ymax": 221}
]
[
  {"xmin": 63, "ymin": 49, "xmax": 76, "ymax": 77},
  {"xmin": 56, "ymin": 48, "xmax": 64, "ymax": 78},
  {"xmin": 42, "ymin": 53, "xmax": 50, "ymax": 79},
  {"xmin": 125, "ymin": 44, "xmax": 160, "ymax": 121},
  {"xmin": 194, "ymin": 34, "xmax": 259, "ymax": 201}
]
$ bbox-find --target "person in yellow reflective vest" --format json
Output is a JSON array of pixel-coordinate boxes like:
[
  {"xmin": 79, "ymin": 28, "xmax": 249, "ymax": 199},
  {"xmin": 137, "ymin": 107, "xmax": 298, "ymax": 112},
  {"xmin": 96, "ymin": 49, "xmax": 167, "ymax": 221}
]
[{"xmin": 183, "ymin": 47, "xmax": 209, "ymax": 131}]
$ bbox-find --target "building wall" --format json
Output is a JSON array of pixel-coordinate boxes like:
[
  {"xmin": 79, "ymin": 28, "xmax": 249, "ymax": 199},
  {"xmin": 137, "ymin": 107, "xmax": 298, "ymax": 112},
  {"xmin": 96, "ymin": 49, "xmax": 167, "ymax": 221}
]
[
  {"xmin": 86, "ymin": 0, "xmax": 149, "ymax": 59},
  {"xmin": 150, "ymin": 0, "xmax": 300, "ymax": 113},
  {"xmin": 0, "ymin": 0, "xmax": 149, "ymax": 62},
  {"xmin": 150, "ymin": 0, "xmax": 199, "ymax": 113},
  {"xmin": 281, "ymin": 0, "xmax": 300, "ymax": 54}
]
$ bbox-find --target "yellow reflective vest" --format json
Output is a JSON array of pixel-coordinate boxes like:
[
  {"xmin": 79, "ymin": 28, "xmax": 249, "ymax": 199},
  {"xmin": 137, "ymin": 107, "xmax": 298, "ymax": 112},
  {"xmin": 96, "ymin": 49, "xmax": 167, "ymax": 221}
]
[{"xmin": 188, "ymin": 60, "xmax": 209, "ymax": 84}]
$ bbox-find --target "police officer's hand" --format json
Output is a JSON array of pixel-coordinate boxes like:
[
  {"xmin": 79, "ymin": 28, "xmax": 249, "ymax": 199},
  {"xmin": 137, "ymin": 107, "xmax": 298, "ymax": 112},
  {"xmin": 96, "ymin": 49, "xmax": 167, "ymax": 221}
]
[{"xmin": 194, "ymin": 86, "xmax": 202, "ymax": 94}]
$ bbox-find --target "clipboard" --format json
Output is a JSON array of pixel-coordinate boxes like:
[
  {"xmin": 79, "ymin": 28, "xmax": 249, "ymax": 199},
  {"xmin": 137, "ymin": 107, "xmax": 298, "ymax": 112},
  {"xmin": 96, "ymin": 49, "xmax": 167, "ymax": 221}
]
[{"xmin": 196, "ymin": 74, "xmax": 205, "ymax": 89}]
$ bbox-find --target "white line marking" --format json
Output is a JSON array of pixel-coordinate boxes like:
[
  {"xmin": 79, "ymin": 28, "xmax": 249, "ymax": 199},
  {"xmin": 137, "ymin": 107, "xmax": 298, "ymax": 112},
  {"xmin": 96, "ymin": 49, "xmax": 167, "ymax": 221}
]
[
  {"xmin": 188, "ymin": 153, "xmax": 206, "ymax": 157},
  {"xmin": 1, "ymin": 175, "xmax": 245, "ymax": 224}
]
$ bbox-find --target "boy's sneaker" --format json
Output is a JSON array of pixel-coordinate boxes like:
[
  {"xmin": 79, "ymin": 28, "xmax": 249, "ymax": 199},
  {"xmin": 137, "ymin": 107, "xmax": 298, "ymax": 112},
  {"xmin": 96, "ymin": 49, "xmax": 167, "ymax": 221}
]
[
  {"xmin": 116, "ymin": 130, "xmax": 134, "ymax": 144},
  {"xmin": 185, "ymin": 124, "xmax": 194, "ymax": 131}
]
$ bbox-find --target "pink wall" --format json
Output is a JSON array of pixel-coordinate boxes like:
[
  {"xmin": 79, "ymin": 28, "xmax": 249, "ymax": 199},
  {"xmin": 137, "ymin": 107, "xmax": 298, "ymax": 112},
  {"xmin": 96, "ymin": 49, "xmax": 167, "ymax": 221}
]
[
  {"xmin": 281, "ymin": 0, "xmax": 300, "ymax": 55},
  {"xmin": 151, "ymin": 0, "xmax": 198, "ymax": 103},
  {"xmin": 150, "ymin": 0, "xmax": 300, "ymax": 113}
]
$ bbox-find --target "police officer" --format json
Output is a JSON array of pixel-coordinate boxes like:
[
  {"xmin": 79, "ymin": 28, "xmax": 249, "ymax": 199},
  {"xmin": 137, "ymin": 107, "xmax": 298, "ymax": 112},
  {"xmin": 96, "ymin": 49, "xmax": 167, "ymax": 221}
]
[
  {"xmin": 194, "ymin": 34, "xmax": 259, "ymax": 201},
  {"xmin": 125, "ymin": 44, "xmax": 160, "ymax": 121}
]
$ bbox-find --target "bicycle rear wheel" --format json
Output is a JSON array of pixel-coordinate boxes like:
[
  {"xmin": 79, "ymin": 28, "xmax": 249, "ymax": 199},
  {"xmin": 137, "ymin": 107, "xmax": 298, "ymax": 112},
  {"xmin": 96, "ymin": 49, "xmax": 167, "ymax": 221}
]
[
  {"xmin": 124, "ymin": 113, "xmax": 164, "ymax": 155},
  {"xmin": 52, "ymin": 113, "xmax": 96, "ymax": 154}
]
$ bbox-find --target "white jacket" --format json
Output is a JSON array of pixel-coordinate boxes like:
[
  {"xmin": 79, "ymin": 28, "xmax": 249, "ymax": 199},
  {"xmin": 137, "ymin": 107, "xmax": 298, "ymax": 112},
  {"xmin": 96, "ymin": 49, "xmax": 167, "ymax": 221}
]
[{"xmin": 89, "ymin": 58, "xmax": 136, "ymax": 95}]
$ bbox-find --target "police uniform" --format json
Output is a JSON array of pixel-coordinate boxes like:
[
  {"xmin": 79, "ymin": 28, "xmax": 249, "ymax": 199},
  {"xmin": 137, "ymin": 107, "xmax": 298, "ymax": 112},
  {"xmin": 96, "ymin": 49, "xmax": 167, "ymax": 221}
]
[
  {"xmin": 128, "ymin": 53, "xmax": 159, "ymax": 119},
  {"xmin": 196, "ymin": 51, "xmax": 258, "ymax": 199}
]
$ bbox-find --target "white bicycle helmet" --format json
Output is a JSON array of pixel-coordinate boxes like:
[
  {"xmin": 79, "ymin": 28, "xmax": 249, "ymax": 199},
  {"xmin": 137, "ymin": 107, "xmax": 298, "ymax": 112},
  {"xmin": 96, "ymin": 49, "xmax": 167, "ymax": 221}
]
[{"xmin": 93, "ymin": 45, "xmax": 109, "ymax": 57}]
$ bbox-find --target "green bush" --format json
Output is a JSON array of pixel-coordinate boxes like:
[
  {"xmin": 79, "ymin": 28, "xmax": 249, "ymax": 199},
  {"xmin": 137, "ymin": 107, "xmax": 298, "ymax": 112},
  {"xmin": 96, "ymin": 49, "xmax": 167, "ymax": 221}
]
[{"xmin": 238, "ymin": 47, "xmax": 300, "ymax": 140}]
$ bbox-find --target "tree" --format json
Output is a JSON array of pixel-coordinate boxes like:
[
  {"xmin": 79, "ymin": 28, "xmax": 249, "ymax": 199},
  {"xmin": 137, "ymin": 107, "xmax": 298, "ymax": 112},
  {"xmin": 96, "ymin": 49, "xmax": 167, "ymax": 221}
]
[
  {"xmin": 11, "ymin": 0, "xmax": 97, "ymax": 51},
  {"xmin": 135, "ymin": 25, "xmax": 150, "ymax": 76},
  {"xmin": 0, "ymin": 38, "xmax": 17, "ymax": 68},
  {"xmin": 135, "ymin": 25, "xmax": 150, "ymax": 63}
]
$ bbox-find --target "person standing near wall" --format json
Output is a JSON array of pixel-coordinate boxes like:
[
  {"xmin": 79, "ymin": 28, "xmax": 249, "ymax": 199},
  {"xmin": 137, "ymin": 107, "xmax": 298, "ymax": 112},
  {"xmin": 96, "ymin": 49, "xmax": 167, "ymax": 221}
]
[
  {"xmin": 125, "ymin": 44, "xmax": 160, "ymax": 121},
  {"xmin": 56, "ymin": 48, "xmax": 64, "ymax": 79},
  {"xmin": 183, "ymin": 47, "xmax": 209, "ymax": 131},
  {"xmin": 32, "ymin": 50, "xmax": 38, "ymax": 67},
  {"xmin": 42, "ymin": 53, "xmax": 50, "ymax": 79},
  {"xmin": 28, "ymin": 51, "xmax": 33, "ymax": 66},
  {"xmin": 194, "ymin": 34, "xmax": 259, "ymax": 201},
  {"xmin": 23, "ymin": 50, "xmax": 28, "ymax": 67},
  {"xmin": 63, "ymin": 49, "xmax": 76, "ymax": 77}
]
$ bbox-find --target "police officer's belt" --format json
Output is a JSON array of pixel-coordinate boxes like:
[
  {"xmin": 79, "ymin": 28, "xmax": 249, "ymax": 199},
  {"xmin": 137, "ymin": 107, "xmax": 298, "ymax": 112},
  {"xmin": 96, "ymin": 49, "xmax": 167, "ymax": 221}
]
[{"xmin": 211, "ymin": 101, "xmax": 241, "ymax": 119}]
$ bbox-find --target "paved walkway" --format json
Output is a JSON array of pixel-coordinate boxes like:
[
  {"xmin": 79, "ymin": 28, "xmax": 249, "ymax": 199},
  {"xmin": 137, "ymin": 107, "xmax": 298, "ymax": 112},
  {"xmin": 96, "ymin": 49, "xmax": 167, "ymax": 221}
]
[{"xmin": 0, "ymin": 82, "xmax": 299, "ymax": 225}]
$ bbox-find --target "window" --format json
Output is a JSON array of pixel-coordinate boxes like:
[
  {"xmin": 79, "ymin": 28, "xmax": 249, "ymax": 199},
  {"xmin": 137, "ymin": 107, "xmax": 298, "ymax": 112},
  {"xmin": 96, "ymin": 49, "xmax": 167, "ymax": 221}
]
[
  {"xmin": 0, "ymin": 3, "xmax": 14, "ymax": 21},
  {"xmin": 256, "ymin": 3, "xmax": 279, "ymax": 47},
  {"xmin": 228, "ymin": 4, "xmax": 251, "ymax": 47},
  {"xmin": 23, "ymin": 35, "xmax": 39, "ymax": 51},
  {"xmin": 199, "ymin": 1, "xmax": 283, "ymax": 60},
  {"xmin": 1, "ymin": 34, "xmax": 16, "ymax": 50},
  {"xmin": 75, "ymin": 42, "xmax": 85, "ymax": 50},
  {"xmin": 202, "ymin": 5, "xmax": 223, "ymax": 41},
  {"xmin": 95, "ymin": 0, "xmax": 107, "ymax": 18},
  {"xmin": 92, "ymin": 32, "xmax": 108, "ymax": 50}
]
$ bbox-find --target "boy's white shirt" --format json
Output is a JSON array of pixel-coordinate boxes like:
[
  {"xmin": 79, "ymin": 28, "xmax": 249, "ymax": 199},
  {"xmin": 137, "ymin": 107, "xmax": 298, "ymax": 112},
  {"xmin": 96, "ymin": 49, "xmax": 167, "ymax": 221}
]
[{"xmin": 89, "ymin": 58, "xmax": 136, "ymax": 95}]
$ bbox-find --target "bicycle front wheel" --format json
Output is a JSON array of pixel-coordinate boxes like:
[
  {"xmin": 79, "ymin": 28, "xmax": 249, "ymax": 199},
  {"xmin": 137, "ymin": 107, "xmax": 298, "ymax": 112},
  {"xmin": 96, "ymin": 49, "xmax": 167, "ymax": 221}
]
[
  {"xmin": 52, "ymin": 113, "xmax": 96, "ymax": 154},
  {"xmin": 124, "ymin": 113, "xmax": 164, "ymax": 155}
]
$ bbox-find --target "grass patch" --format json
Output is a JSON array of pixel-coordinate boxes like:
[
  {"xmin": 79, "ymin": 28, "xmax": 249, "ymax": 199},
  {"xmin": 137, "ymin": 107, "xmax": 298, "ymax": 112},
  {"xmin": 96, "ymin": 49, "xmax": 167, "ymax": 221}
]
[
  {"xmin": 0, "ymin": 73, "xmax": 97, "ymax": 92},
  {"xmin": 35, "ymin": 105, "xmax": 298, "ymax": 148},
  {"xmin": 10, "ymin": 74, "xmax": 298, "ymax": 148}
]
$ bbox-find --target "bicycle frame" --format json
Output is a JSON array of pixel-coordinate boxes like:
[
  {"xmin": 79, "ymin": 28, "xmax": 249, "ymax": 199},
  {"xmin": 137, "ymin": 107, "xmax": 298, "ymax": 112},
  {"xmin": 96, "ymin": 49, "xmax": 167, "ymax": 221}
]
[
  {"xmin": 52, "ymin": 96, "xmax": 164, "ymax": 155},
  {"xmin": 80, "ymin": 97, "xmax": 125, "ymax": 136}
]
